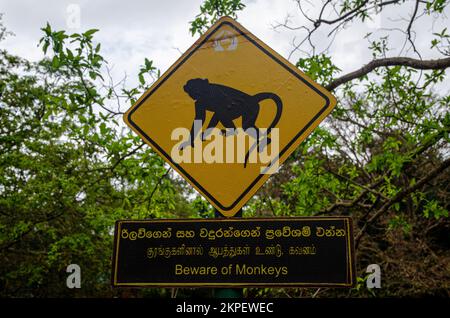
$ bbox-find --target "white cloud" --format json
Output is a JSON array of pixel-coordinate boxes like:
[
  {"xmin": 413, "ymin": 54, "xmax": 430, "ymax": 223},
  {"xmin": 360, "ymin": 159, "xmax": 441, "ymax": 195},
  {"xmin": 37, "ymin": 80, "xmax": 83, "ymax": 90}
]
[{"xmin": 1, "ymin": 0, "xmax": 204, "ymax": 85}]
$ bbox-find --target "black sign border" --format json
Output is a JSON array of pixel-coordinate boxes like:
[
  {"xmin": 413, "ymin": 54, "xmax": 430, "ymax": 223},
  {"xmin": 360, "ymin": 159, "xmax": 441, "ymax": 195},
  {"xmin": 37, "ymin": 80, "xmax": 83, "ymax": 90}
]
[
  {"xmin": 111, "ymin": 217, "xmax": 355, "ymax": 288},
  {"xmin": 126, "ymin": 19, "xmax": 332, "ymax": 213}
]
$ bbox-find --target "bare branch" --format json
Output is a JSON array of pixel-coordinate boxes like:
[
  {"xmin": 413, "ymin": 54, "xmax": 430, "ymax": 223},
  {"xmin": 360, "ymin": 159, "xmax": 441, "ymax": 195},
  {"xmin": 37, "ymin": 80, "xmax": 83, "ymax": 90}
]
[
  {"xmin": 146, "ymin": 167, "xmax": 172, "ymax": 213},
  {"xmin": 326, "ymin": 56, "xmax": 450, "ymax": 91},
  {"xmin": 405, "ymin": 0, "xmax": 422, "ymax": 58},
  {"xmin": 356, "ymin": 157, "xmax": 450, "ymax": 246}
]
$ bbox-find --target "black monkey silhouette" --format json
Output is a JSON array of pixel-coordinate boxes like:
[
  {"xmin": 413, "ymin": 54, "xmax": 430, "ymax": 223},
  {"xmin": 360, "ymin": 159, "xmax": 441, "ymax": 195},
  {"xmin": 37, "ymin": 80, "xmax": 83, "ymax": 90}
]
[{"xmin": 180, "ymin": 78, "xmax": 283, "ymax": 168}]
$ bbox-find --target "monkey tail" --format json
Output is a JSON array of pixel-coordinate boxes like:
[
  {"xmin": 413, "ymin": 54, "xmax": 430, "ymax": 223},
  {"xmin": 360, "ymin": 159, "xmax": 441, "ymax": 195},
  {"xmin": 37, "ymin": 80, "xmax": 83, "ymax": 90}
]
[
  {"xmin": 252, "ymin": 93, "xmax": 283, "ymax": 134},
  {"xmin": 244, "ymin": 93, "xmax": 283, "ymax": 168}
]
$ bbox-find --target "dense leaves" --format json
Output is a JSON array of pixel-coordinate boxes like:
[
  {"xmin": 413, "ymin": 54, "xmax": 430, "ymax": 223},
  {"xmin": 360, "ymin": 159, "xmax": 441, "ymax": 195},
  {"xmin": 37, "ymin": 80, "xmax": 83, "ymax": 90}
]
[
  {"xmin": 189, "ymin": 0, "xmax": 245, "ymax": 36},
  {"xmin": 0, "ymin": 19, "xmax": 195, "ymax": 297}
]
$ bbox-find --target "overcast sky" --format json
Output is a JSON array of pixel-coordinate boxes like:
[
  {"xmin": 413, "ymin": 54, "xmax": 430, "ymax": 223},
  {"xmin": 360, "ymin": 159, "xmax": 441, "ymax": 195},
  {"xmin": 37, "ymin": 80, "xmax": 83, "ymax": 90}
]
[{"xmin": 1, "ymin": 0, "xmax": 449, "ymax": 90}]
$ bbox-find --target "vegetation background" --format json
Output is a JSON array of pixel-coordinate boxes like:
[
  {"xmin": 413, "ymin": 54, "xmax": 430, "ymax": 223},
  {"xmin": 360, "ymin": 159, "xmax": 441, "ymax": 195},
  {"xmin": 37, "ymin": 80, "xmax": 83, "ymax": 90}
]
[{"xmin": 1, "ymin": 0, "xmax": 449, "ymax": 297}]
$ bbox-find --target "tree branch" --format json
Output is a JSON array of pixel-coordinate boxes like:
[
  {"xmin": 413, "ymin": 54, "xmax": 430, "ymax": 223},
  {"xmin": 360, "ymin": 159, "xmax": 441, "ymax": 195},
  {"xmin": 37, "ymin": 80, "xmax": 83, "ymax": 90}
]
[
  {"xmin": 316, "ymin": 177, "xmax": 384, "ymax": 215},
  {"xmin": 146, "ymin": 167, "xmax": 172, "ymax": 213},
  {"xmin": 355, "ymin": 157, "xmax": 450, "ymax": 246},
  {"xmin": 326, "ymin": 57, "xmax": 450, "ymax": 91},
  {"xmin": 405, "ymin": 0, "xmax": 421, "ymax": 58}
]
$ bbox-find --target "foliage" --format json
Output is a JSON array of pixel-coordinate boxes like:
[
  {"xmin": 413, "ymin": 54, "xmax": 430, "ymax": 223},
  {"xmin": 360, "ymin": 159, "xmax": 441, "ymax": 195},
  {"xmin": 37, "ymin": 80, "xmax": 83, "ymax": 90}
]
[
  {"xmin": 243, "ymin": 0, "xmax": 450, "ymax": 297},
  {"xmin": 189, "ymin": 0, "xmax": 245, "ymax": 36},
  {"xmin": 1, "ymin": 0, "xmax": 449, "ymax": 297},
  {"xmin": 0, "ymin": 18, "xmax": 196, "ymax": 297}
]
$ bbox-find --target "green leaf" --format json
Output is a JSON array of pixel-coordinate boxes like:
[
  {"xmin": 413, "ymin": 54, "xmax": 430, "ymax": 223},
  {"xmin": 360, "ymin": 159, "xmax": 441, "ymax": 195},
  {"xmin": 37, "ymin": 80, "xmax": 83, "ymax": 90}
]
[
  {"xmin": 52, "ymin": 56, "xmax": 60, "ymax": 68},
  {"xmin": 138, "ymin": 73, "xmax": 145, "ymax": 85},
  {"xmin": 84, "ymin": 29, "xmax": 99, "ymax": 38}
]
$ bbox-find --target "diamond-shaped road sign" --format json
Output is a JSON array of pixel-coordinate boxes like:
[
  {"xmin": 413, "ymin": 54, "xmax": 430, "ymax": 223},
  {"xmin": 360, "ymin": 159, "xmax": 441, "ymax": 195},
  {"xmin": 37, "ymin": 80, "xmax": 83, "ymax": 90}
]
[{"xmin": 123, "ymin": 17, "xmax": 337, "ymax": 217}]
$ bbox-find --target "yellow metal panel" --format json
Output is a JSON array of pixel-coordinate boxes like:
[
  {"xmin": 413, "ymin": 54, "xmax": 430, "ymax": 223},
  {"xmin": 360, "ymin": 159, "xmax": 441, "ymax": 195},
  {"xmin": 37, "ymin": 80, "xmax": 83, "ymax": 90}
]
[{"xmin": 123, "ymin": 17, "xmax": 337, "ymax": 217}]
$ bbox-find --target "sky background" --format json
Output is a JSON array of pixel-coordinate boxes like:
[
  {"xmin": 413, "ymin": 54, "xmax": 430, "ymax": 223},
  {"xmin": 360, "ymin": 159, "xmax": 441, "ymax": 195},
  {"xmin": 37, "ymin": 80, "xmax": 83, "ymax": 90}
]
[{"xmin": 1, "ymin": 0, "xmax": 449, "ymax": 93}]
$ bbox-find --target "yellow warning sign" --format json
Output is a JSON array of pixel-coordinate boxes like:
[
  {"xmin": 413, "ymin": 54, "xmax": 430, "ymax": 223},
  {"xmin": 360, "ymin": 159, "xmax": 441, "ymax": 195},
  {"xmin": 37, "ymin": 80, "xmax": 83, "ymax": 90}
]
[{"xmin": 123, "ymin": 17, "xmax": 337, "ymax": 217}]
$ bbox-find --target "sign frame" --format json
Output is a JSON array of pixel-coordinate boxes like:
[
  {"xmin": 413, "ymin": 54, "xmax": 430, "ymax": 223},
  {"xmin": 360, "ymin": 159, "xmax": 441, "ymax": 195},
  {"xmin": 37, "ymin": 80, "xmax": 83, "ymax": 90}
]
[{"xmin": 111, "ymin": 217, "xmax": 356, "ymax": 288}]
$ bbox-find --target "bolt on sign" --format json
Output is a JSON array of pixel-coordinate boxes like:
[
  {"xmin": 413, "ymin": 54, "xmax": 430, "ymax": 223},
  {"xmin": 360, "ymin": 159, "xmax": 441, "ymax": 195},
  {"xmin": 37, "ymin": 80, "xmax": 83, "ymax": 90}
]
[
  {"xmin": 123, "ymin": 17, "xmax": 337, "ymax": 217},
  {"xmin": 111, "ymin": 217, "xmax": 355, "ymax": 287}
]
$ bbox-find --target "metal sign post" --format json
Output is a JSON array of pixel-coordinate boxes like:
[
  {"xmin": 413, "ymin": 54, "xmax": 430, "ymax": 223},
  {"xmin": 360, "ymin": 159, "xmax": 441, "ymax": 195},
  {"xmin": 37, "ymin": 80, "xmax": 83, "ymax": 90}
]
[{"xmin": 213, "ymin": 208, "xmax": 243, "ymax": 298}]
